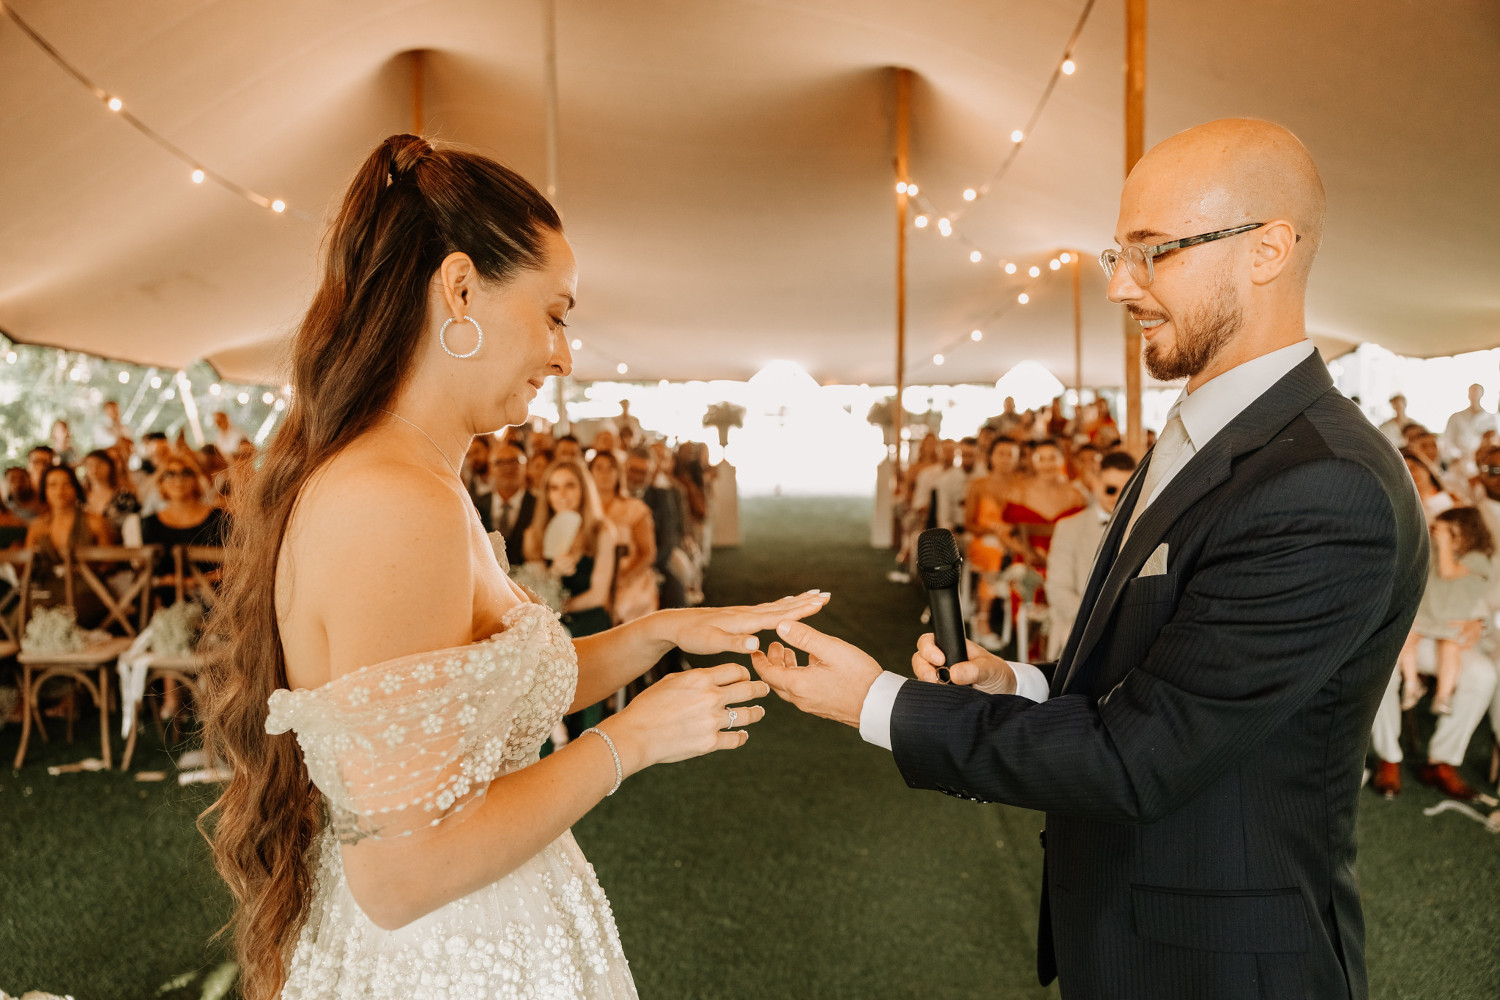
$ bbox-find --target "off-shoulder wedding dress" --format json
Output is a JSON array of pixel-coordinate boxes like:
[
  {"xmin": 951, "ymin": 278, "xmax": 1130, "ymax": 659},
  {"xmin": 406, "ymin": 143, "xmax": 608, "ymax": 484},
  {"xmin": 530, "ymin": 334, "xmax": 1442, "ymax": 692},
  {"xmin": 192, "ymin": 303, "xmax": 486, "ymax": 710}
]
[{"xmin": 265, "ymin": 600, "xmax": 638, "ymax": 999}]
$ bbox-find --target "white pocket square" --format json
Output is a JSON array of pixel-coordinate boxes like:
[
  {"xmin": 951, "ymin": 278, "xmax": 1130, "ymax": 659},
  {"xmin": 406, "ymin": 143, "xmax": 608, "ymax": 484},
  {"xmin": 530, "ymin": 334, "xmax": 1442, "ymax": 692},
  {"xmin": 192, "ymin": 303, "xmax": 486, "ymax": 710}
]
[{"xmin": 1139, "ymin": 542, "xmax": 1169, "ymax": 578}]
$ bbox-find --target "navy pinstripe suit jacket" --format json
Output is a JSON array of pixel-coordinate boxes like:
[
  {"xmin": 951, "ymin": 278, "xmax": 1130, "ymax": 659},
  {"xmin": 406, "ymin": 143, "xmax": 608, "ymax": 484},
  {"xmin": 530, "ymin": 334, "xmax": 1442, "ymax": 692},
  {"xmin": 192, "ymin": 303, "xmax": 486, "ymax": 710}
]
[{"xmin": 891, "ymin": 353, "xmax": 1427, "ymax": 1000}]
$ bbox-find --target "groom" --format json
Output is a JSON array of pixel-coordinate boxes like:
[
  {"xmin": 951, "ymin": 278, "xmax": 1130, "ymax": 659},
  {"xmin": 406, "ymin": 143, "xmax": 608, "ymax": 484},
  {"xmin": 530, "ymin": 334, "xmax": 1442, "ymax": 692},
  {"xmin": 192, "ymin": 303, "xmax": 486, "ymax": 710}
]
[{"xmin": 757, "ymin": 119, "xmax": 1426, "ymax": 1000}]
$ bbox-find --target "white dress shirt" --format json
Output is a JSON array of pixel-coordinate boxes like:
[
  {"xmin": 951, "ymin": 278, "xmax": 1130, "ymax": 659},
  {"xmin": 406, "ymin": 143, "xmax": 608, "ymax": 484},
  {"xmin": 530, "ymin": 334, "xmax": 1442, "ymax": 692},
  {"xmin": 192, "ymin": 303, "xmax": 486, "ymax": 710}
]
[
  {"xmin": 859, "ymin": 340, "xmax": 1319, "ymax": 750},
  {"xmin": 491, "ymin": 489, "xmax": 525, "ymax": 535}
]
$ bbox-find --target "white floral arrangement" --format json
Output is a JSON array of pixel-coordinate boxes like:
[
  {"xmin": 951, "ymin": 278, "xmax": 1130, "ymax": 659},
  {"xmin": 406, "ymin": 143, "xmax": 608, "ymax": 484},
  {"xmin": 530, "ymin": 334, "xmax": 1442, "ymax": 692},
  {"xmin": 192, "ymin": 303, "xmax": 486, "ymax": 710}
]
[
  {"xmin": 21, "ymin": 606, "xmax": 109, "ymax": 654},
  {"xmin": 509, "ymin": 563, "xmax": 569, "ymax": 614},
  {"xmin": 147, "ymin": 600, "xmax": 206, "ymax": 657}
]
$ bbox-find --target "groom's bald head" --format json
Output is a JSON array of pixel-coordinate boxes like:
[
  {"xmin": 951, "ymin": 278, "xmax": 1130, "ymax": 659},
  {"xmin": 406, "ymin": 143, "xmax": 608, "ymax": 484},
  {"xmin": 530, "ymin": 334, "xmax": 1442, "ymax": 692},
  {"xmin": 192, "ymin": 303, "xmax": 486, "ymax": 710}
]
[{"xmin": 1122, "ymin": 118, "xmax": 1325, "ymax": 285}]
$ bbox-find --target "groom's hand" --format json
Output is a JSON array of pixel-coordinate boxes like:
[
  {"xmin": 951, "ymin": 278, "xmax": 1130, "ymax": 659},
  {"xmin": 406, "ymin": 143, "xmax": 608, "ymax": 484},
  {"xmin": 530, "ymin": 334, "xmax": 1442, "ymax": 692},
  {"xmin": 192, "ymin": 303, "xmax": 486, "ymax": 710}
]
[
  {"xmin": 911, "ymin": 633, "xmax": 1017, "ymax": 693},
  {"xmin": 750, "ymin": 621, "xmax": 881, "ymax": 727}
]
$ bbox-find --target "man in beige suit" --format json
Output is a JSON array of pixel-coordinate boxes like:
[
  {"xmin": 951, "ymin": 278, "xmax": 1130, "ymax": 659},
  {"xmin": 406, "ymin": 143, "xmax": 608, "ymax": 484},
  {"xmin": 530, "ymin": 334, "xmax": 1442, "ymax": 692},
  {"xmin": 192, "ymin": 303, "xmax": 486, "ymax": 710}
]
[{"xmin": 1046, "ymin": 451, "xmax": 1137, "ymax": 658}]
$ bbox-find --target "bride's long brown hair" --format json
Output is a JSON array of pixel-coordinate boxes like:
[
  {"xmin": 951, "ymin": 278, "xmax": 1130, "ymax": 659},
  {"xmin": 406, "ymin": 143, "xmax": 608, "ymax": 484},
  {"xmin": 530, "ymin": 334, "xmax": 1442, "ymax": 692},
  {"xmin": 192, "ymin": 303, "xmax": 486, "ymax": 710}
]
[{"xmin": 198, "ymin": 134, "xmax": 561, "ymax": 1000}]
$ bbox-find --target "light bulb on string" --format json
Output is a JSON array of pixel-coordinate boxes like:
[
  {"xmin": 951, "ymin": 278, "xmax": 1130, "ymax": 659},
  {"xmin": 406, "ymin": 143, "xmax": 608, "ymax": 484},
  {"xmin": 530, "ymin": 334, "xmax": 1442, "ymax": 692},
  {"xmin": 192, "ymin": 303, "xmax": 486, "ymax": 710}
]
[
  {"xmin": 191, "ymin": 168, "xmax": 205, "ymax": 184},
  {"xmin": 262, "ymin": 392, "xmax": 275, "ymax": 405},
  {"xmin": 933, "ymin": 353, "xmax": 945, "ymax": 366},
  {"xmin": 914, "ymin": 215, "xmax": 929, "ymax": 229},
  {"xmin": 896, "ymin": 181, "xmax": 908, "ymax": 194},
  {"xmin": 1049, "ymin": 258, "xmax": 1061, "ymax": 271},
  {"xmin": 117, "ymin": 371, "xmax": 130, "ymax": 384},
  {"xmin": 208, "ymin": 383, "xmax": 221, "ymax": 396},
  {"xmin": 1062, "ymin": 59, "xmax": 1076, "ymax": 75},
  {"xmin": 937, "ymin": 217, "xmax": 952, "ymax": 236},
  {"xmin": 906, "ymin": 183, "xmax": 918, "ymax": 196},
  {"xmin": 1004, "ymin": 262, "xmax": 1017, "ymax": 275},
  {"xmin": 149, "ymin": 376, "xmax": 162, "ymax": 388},
  {"xmin": 237, "ymin": 391, "xmax": 250, "ymax": 405},
  {"xmin": 970, "ymin": 250, "xmax": 982, "ymax": 263},
  {"xmin": 271, "ymin": 199, "xmax": 286, "ymax": 213},
  {"xmin": 4, "ymin": 352, "xmax": 15, "ymax": 364},
  {"xmin": 971, "ymin": 330, "xmax": 983, "ymax": 342},
  {"xmin": 106, "ymin": 96, "xmax": 123, "ymax": 112},
  {"xmin": 1029, "ymin": 265, "xmax": 1041, "ymax": 278},
  {"xmin": 570, "ymin": 338, "xmax": 582, "ymax": 351},
  {"xmin": 274, "ymin": 398, "xmax": 286, "ymax": 411},
  {"xmin": 1059, "ymin": 252, "xmax": 1072, "ymax": 263},
  {"xmin": 1010, "ymin": 129, "xmax": 1024, "ymax": 144},
  {"xmin": 1018, "ymin": 293, "xmax": 1030, "ymax": 305},
  {"xmin": 962, "ymin": 188, "xmax": 977, "ymax": 201},
  {"xmin": 616, "ymin": 362, "xmax": 629, "ymax": 375}
]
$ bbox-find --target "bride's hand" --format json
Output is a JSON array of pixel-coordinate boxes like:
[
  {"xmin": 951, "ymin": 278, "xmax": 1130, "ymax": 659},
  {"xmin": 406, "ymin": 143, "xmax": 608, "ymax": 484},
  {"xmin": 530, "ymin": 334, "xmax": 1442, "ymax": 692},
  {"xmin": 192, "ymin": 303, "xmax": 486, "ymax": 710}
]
[
  {"xmin": 662, "ymin": 591, "xmax": 831, "ymax": 655},
  {"xmin": 605, "ymin": 664, "xmax": 768, "ymax": 772}
]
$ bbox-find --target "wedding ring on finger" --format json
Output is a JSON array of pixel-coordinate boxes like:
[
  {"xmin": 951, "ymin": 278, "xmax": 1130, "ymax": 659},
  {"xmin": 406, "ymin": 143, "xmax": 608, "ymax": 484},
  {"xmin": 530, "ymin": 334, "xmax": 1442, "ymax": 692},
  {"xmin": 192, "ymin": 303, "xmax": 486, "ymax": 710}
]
[{"xmin": 725, "ymin": 707, "xmax": 740, "ymax": 730}]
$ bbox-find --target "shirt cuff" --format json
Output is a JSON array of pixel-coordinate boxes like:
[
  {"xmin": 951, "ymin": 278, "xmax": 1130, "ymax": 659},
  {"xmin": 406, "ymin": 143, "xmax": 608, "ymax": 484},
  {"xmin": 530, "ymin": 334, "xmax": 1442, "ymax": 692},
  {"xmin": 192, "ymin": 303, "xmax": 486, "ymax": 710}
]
[
  {"xmin": 993, "ymin": 661, "xmax": 1050, "ymax": 703},
  {"xmin": 858, "ymin": 670, "xmax": 907, "ymax": 751}
]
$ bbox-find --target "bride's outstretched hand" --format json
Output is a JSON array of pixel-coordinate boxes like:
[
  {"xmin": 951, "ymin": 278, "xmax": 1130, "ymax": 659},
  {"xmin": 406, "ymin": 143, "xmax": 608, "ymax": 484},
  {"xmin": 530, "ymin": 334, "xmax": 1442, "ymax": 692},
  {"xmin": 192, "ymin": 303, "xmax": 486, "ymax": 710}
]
[{"xmin": 665, "ymin": 591, "xmax": 831, "ymax": 655}]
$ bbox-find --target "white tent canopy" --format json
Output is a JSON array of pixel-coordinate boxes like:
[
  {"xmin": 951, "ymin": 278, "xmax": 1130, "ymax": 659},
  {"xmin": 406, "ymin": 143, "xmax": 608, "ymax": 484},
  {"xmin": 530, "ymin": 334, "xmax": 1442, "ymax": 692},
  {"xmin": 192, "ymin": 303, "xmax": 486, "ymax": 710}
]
[{"xmin": 1, "ymin": 0, "xmax": 1496, "ymax": 388}]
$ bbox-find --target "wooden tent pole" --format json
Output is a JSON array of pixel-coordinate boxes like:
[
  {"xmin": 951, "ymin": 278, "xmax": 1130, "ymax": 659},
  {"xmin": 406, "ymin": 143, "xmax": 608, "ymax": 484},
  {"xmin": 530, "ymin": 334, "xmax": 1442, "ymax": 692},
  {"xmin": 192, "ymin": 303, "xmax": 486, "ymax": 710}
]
[
  {"xmin": 893, "ymin": 67, "xmax": 912, "ymax": 483},
  {"xmin": 1123, "ymin": 0, "xmax": 1146, "ymax": 455},
  {"xmin": 410, "ymin": 50, "xmax": 425, "ymax": 134},
  {"xmin": 542, "ymin": 0, "xmax": 561, "ymax": 204},
  {"xmin": 1072, "ymin": 252, "xmax": 1083, "ymax": 401}
]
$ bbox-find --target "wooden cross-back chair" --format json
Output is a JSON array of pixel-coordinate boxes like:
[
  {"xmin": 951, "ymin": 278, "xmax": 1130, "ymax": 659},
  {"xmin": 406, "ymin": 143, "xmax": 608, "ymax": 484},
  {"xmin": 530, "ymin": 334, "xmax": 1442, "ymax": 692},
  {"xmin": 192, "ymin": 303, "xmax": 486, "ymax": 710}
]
[
  {"xmin": 13, "ymin": 544, "xmax": 159, "ymax": 770},
  {"xmin": 0, "ymin": 547, "xmax": 32, "ymax": 656},
  {"xmin": 121, "ymin": 545, "xmax": 227, "ymax": 769}
]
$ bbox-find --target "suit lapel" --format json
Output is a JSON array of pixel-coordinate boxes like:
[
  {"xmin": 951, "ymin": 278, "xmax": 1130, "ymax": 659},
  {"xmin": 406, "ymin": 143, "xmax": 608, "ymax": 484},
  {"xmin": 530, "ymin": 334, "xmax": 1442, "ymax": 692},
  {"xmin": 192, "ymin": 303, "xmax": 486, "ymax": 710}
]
[{"xmin": 1056, "ymin": 351, "xmax": 1336, "ymax": 695}]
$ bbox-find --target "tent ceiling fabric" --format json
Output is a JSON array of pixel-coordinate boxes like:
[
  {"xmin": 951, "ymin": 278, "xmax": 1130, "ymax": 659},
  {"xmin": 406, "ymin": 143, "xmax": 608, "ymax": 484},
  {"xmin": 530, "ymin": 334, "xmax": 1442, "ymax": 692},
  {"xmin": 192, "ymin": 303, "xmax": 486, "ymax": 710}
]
[{"xmin": 0, "ymin": 0, "xmax": 1495, "ymax": 388}]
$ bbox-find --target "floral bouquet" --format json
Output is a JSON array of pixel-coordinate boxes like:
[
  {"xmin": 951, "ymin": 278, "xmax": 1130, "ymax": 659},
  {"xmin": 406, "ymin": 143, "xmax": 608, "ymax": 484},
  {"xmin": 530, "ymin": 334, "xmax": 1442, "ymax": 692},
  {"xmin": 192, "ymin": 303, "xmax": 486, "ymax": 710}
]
[{"xmin": 21, "ymin": 606, "xmax": 109, "ymax": 654}]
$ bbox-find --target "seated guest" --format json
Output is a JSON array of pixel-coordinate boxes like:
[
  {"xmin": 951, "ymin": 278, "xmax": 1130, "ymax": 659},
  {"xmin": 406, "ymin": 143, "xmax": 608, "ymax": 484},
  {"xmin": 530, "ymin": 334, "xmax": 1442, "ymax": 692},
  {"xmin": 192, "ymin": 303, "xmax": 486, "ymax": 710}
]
[
  {"xmin": 525, "ymin": 458, "xmax": 617, "ymax": 736},
  {"xmin": 81, "ymin": 449, "xmax": 141, "ymax": 530},
  {"xmin": 197, "ymin": 445, "xmax": 231, "ymax": 503},
  {"xmin": 26, "ymin": 445, "xmax": 56, "ymax": 495},
  {"xmin": 524, "ymin": 459, "xmax": 617, "ymax": 638},
  {"xmin": 49, "ymin": 419, "xmax": 78, "ymax": 467},
  {"xmin": 1402, "ymin": 448, "xmax": 1459, "ymax": 521},
  {"xmin": 25, "ymin": 464, "xmax": 116, "ymax": 626},
  {"xmin": 625, "ymin": 446, "xmax": 687, "ymax": 611},
  {"xmin": 478, "ymin": 441, "xmax": 536, "ymax": 568},
  {"xmin": 141, "ymin": 456, "xmax": 229, "ymax": 583},
  {"xmin": 1047, "ymin": 451, "xmax": 1137, "ymax": 659},
  {"xmin": 553, "ymin": 434, "xmax": 582, "ymax": 464},
  {"xmin": 4, "ymin": 466, "xmax": 46, "ymax": 525},
  {"xmin": 590, "ymin": 450, "xmax": 658, "ymax": 624},
  {"xmin": 461, "ymin": 436, "xmax": 491, "ymax": 504}
]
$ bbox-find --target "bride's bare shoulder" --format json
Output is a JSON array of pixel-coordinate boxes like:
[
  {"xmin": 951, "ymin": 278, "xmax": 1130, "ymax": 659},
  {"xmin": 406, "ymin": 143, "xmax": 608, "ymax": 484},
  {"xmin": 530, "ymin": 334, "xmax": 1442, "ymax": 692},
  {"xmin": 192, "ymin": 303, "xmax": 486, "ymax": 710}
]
[{"xmin": 281, "ymin": 443, "xmax": 478, "ymax": 678}]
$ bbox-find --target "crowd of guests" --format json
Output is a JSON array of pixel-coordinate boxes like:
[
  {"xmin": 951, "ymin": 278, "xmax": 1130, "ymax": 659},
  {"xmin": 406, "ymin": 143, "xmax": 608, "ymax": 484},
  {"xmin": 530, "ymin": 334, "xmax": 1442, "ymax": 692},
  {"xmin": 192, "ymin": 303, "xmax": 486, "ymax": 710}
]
[
  {"xmin": 892, "ymin": 394, "xmax": 1141, "ymax": 664},
  {"xmin": 896, "ymin": 386, "xmax": 1500, "ymax": 804}
]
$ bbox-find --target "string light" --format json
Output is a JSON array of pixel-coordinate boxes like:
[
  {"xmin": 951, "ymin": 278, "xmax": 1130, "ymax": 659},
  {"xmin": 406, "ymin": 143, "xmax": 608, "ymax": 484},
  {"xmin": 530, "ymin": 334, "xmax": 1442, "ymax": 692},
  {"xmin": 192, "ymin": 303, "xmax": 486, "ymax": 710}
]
[
  {"xmin": 1059, "ymin": 252, "xmax": 1072, "ymax": 263},
  {"xmin": 5, "ymin": 351, "xmax": 16, "ymax": 364},
  {"xmin": 149, "ymin": 375, "xmax": 162, "ymax": 388},
  {"xmin": 117, "ymin": 371, "xmax": 130, "ymax": 383},
  {"xmin": 1062, "ymin": 59, "xmax": 1076, "ymax": 75},
  {"xmin": 962, "ymin": 188, "xmax": 977, "ymax": 201},
  {"xmin": 274, "ymin": 398, "xmax": 286, "ymax": 411},
  {"xmin": 1010, "ymin": 129, "xmax": 1025, "ymax": 144},
  {"xmin": 969, "ymin": 250, "xmax": 982, "ymax": 263},
  {"xmin": 1004, "ymin": 262, "xmax": 1018, "ymax": 275},
  {"xmin": 236, "ymin": 391, "xmax": 250, "ymax": 405},
  {"xmin": 208, "ymin": 383, "xmax": 221, "ymax": 396},
  {"xmin": 906, "ymin": 183, "xmax": 918, "ymax": 197},
  {"xmin": 570, "ymin": 338, "xmax": 583, "ymax": 351},
  {"xmin": 616, "ymin": 362, "xmax": 629, "ymax": 375},
  {"xmin": 914, "ymin": 215, "xmax": 929, "ymax": 228},
  {"xmin": 896, "ymin": 181, "xmax": 908, "ymax": 194},
  {"xmin": 1018, "ymin": 293, "xmax": 1030, "ymax": 304},
  {"xmin": 971, "ymin": 330, "xmax": 983, "ymax": 342},
  {"xmin": 262, "ymin": 391, "xmax": 275, "ymax": 404},
  {"xmin": 1, "ymin": 3, "xmax": 305, "ymax": 219},
  {"xmin": 937, "ymin": 217, "xmax": 952, "ymax": 236},
  {"xmin": 933, "ymin": 353, "xmax": 945, "ymax": 366},
  {"xmin": 1029, "ymin": 265, "xmax": 1042, "ymax": 278},
  {"xmin": 1049, "ymin": 258, "xmax": 1062, "ymax": 270}
]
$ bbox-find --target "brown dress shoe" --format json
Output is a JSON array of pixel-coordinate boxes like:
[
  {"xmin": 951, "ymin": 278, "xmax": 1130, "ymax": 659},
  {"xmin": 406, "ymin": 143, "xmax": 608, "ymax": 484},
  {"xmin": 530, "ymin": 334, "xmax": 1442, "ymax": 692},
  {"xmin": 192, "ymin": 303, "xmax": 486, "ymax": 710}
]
[
  {"xmin": 1420, "ymin": 762, "xmax": 1476, "ymax": 801},
  {"xmin": 1371, "ymin": 760, "xmax": 1401, "ymax": 798}
]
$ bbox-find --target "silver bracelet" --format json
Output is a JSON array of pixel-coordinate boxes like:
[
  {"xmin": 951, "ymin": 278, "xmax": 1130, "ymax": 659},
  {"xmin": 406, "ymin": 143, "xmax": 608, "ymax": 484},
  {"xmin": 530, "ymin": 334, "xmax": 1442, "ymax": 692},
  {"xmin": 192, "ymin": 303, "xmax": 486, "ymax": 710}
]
[{"xmin": 582, "ymin": 727, "xmax": 623, "ymax": 796}]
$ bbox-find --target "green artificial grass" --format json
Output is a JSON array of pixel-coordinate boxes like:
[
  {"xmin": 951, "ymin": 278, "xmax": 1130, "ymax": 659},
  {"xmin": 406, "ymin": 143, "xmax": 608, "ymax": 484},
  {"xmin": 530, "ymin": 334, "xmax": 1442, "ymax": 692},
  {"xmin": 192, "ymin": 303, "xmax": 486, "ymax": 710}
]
[{"xmin": 2, "ymin": 496, "xmax": 1498, "ymax": 999}]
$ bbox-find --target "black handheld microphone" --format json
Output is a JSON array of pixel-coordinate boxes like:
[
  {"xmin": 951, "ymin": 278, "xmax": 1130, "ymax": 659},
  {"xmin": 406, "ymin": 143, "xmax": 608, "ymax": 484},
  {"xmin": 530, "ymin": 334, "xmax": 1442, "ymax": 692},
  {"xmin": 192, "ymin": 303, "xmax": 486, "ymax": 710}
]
[{"xmin": 916, "ymin": 528, "xmax": 968, "ymax": 684}]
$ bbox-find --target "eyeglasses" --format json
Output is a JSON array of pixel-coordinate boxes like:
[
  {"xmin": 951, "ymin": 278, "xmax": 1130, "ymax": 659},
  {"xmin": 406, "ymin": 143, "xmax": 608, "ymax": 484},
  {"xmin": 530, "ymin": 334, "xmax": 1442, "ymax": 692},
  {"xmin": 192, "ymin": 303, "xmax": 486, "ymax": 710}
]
[
  {"xmin": 1479, "ymin": 465, "xmax": 1500, "ymax": 477},
  {"xmin": 1099, "ymin": 222, "xmax": 1297, "ymax": 287},
  {"xmin": 161, "ymin": 469, "xmax": 196, "ymax": 480}
]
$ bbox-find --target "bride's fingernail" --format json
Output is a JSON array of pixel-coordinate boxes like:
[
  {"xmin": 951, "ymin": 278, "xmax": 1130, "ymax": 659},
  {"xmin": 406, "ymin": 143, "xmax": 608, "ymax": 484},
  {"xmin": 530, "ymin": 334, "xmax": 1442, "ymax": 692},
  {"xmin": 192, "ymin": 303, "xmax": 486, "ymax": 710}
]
[{"xmin": 744, "ymin": 637, "xmax": 759, "ymax": 651}]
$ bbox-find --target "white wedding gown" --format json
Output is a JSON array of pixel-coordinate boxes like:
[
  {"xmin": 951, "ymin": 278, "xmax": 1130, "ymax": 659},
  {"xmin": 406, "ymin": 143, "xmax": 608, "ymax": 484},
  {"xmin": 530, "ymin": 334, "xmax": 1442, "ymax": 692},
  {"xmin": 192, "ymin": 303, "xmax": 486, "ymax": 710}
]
[{"xmin": 265, "ymin": 601, "xmax": 638, "ymax": 999}]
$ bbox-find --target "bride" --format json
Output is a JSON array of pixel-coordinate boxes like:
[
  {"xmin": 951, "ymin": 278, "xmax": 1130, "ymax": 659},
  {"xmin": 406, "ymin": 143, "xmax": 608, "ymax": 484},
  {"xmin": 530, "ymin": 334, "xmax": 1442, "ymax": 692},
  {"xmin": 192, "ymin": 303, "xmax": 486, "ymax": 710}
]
[{"xmin": 200, "ymin": 134, "xmax": 827, "ymax": 1000}]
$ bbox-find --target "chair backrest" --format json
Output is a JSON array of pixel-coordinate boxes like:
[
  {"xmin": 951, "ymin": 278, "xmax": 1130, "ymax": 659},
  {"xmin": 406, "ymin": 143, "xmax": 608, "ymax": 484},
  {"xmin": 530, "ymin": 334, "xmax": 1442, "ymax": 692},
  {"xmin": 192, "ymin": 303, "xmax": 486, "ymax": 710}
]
[
  {"xmin": 174, "ymin": 545, "xmax": 227, "ymax": 606},
  {"xmin": 68, "ymin": 545, "xmax": 160, "ymax": 637},
  {"xmin": 0, "ymin": 548, "xmax": 34, "ymax": 644}
]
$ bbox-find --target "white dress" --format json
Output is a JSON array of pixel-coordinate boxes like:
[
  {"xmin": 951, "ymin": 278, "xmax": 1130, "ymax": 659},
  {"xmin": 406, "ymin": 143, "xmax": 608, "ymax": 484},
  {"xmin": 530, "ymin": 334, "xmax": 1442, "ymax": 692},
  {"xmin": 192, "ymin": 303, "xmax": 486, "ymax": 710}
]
[{"xmin": 265, "ymin": 602, "xmax": 638, "ymax": 999}]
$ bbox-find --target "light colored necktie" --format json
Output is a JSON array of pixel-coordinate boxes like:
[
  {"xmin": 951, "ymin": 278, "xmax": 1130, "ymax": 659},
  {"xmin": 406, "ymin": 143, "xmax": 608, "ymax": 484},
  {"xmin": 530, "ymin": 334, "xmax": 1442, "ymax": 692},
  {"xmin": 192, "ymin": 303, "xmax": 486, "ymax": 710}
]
[{"xmin": 1124, "ymin": 409, "xmax": 1189, "ymax": 539}]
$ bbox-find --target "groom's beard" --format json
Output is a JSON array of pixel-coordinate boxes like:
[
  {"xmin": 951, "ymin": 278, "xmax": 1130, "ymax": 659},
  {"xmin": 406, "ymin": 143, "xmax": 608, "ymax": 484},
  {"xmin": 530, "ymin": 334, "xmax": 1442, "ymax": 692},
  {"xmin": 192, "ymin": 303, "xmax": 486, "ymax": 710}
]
[{"xmin": 1141, "ymin": 272, "xmax": 1243, "ymax": 383}]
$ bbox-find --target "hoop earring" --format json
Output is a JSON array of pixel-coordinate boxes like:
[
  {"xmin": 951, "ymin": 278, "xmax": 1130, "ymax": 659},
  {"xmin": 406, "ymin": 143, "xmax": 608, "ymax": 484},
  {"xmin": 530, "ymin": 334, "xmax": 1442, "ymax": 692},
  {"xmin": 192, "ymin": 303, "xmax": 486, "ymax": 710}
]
[{"xmin": 439, "ymin": 316, "xmax": 484, "ymax": 359}]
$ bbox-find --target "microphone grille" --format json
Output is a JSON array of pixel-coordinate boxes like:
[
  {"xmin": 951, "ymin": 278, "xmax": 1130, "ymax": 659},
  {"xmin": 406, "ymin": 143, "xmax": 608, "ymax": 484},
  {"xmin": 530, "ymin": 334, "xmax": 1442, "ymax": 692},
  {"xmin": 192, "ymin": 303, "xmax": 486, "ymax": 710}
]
[{"xmin": 916, "ymin": 528, "xmax": 962, "ymax": 590}]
